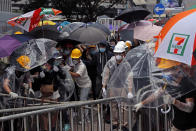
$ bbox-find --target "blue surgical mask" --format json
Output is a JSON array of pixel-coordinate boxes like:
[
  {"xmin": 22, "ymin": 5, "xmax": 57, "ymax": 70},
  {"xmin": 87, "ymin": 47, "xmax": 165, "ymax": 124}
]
[
  {"xmin": 90, "ymin": 49, "xmax": 98, "ymax": 55},
  {"xmin": 99, "ymin": 48, "xmax": 106, "ymax": 53}
]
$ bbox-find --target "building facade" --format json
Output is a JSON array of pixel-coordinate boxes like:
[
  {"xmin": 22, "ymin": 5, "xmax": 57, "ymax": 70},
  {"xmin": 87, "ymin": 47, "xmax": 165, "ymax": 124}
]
[{"xmin": 0, "ymin": 0, "xmax": 12, "ymax": 12}]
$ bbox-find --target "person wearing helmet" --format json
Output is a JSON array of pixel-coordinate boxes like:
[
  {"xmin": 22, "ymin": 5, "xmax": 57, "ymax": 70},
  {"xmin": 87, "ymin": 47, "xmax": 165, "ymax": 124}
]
[
  {"xmin": 69, "ymin": 48, "xmax": 92, "ymax": 123},
  {"xmin": 102, "ymin": 41, "xmax": 127, "ymax": 96},
  {"xmin": 101, "ymin": 42, "xmax": 133, "ymax": 129},
  {"xmin": 1, "ymin": 64, "xmax": 33, "ymax": 108},
  {"xmin": 125, "ymin": 40, "xmax": 132, "ymax": 52},
  {"xmin": 69, "ymin": 48, "xmax": 92, "ymax": 101},
  {"xmin": 102, "ymin": 41, "xmax": 133, "ymax": 98},
  {"xmin": 134, "ymin": 64, "xmax": 196, "ymax": 131}
]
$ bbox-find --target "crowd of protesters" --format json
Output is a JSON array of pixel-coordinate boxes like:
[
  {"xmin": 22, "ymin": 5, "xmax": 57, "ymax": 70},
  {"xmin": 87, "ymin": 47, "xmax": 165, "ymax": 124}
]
[{"xmin": 0, "ymin": 35, "xmax": 196, "ymax": 131}]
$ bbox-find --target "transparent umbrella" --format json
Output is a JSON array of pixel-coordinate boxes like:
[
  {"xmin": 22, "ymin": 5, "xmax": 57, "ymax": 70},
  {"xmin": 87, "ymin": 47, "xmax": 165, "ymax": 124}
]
[
  {"xmin": 10, "ymin": 38, "xmax": 57, "ymax": 72},
  {"xmin": 107, "ymin": 43, "xmax": 196, "ymax": 108}
]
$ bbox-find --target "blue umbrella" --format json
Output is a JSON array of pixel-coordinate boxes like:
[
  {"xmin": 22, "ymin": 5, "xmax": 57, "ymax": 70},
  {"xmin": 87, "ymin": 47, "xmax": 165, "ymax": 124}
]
[{"xmin": 57, "ymin": 21, "xmax": 71, "ymax": 31}]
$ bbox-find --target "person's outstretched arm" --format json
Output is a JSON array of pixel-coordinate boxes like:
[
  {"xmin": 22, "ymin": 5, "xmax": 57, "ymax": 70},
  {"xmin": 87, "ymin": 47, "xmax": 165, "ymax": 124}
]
[{"xmin": 173, "ymin": 98, "xmax": 194, "ymax": 113}]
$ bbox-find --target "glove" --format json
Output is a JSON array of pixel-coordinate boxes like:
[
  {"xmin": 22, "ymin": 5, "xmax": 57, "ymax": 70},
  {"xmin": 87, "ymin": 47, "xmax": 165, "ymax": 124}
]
[
  {"xmin": 163, "ymin": 94, "xmax": 175, "ymax": 105},
  {"xmin": 53, "ymin": 65, "xmax": 59, "ymax": 72},
  {"xmin": 23, "ymin": 83, "xmax": 29, "ymax": 88},
  {"xmin": 134, "ymin": 102, "xmax": 143, "ymax": 112},
  {"xmin": 102, "ymin": 88, "xmax": 107, "ymax": 97},
  {"xmin": 29, "ymin": 88, "xmax": 35, "ymax": 96},
  {"xmin": 9, "ymin": 92, "xmax": 18, "ymax": 98},
  {"xmin": 40, "ymin": 71, "xmax": 45, "ymax": 78},
  {"xmin": 127, "ymin": 92, "xmax": 133, "ymax": 99}
]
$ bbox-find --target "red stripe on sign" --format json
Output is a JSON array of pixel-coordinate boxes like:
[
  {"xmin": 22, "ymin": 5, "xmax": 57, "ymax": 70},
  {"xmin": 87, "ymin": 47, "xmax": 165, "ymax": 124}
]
[
  {"xmin": 174, "ymin": 49, "xmax": 178, "ymax": 54},
  {"xmin": 191, "ymin": 33, "xmax": 196, "ymax": 66}
]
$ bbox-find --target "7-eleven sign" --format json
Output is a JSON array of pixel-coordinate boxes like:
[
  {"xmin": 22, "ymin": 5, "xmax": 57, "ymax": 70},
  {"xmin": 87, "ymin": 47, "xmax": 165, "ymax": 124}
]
[{"xmin": 167, "ymin": 33, "xmax": 190, "ymax": 56}]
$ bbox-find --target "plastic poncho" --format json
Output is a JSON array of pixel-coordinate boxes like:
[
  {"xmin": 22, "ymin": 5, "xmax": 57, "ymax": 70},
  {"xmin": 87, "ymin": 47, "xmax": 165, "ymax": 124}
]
[
  {"xmin": 102, "ymin": 56, "xmax": 118, "ymax": 87},
  {"xmin": 0, "ymin": 66, "xmax": 30, "ymax": 108}
]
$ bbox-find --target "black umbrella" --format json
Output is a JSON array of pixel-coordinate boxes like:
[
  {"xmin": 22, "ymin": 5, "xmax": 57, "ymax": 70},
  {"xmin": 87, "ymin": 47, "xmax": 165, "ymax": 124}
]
[
  {"xmin": 10, "ymin": 38, "xmax": 57, "ymax": 72},
  {"xmin": 119, "ymin": 29, "xmax": 134, "ymax": 42},
  {"xmin": 115, "ymin": 7, "xmax": 151, "ymax": 23},
  {"xmin": 68, "ymin": 26, "xmax": 107, "ymax": 45},
  {"xmin": 87, "ymin": 22, "xmax": 111, "ymax": 35},
  {"xmin": 26, "ymin": 25, "xmax": 62, "ymax": 41}
]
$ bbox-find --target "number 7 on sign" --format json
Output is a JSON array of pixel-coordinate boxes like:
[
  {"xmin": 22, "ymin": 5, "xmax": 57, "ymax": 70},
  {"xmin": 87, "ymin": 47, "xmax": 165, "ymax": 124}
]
[{"xmin": 174, "ymin": 37, "xmax": 185, "ymax": 54}]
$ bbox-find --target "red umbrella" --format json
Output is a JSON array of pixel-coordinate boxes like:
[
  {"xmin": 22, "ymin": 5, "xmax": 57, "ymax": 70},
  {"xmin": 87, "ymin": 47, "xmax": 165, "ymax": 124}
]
[{"xmin": 7, "ymin": 8, "xmax": 62, "ymax": 32}]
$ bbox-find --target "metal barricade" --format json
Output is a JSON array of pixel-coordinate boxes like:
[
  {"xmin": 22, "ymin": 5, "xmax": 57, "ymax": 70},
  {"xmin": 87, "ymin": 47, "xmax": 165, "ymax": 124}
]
[{"xmin": 0, "ymin": 97, "xmax": 172, "ymax": 131}]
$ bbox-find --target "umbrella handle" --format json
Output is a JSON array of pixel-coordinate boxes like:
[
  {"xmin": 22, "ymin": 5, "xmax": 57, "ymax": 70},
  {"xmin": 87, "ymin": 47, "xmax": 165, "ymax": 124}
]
[{"xmin": 161, "ymin": 104, "xmax": 171, "ymax": 114}]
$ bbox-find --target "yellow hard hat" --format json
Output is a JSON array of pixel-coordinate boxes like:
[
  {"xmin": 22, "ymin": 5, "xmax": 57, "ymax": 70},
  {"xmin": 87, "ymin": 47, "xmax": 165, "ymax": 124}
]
[
  {"xmin": 16, "ymin": 55, "xmax": 30, "ymax": 69},
  {"xmin": 157, "ymin": 58, "xmax": 180, "ymax": 69},
  {"xmin": 125, "ymin": 41, "xmax": 132, "ymax": 48},
  {"xmin": 14, "ymin": 31, "xmax": 23, "ymax": 34},
  {"xmin": 71, "ymin": 48, "xmax": 82, "ymax": 58}
]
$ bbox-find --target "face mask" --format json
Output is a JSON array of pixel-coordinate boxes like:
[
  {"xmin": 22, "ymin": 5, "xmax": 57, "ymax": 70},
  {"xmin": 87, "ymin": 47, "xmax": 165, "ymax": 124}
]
[
  {"xmin": 99, "ymin": 48, "xmax": 106, "ymax": 53},
  {"xmin": 90, "ymin": 49, "xmax": 98, "ymax": 55},
  {"xmin": 115, "ymin": 55, "xmax": 123, "ymax": 61},
  {"xmin": 64, "ymin": 50, "xmax": 70, "ymax": 55},
  {"xmin": 72, "ymin": 60, "xmax": 79, "ymax": 65},
  {"xmin": 54, "ymin": 60, "xmax": 61, "ymax": 66},
  {"xmin": 110, "ymin": 46, "xmax": 115, "ymax": 50},
  {"xmin": 42, "ymin": 65, "xmax": 50, "ymax": 72}
]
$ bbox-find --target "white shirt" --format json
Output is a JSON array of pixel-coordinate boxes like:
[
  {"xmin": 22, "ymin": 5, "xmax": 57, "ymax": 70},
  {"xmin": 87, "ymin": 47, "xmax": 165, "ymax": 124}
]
[{"xmin": 73, "ymin": 60, "xmax": 92, "ymax": 88}]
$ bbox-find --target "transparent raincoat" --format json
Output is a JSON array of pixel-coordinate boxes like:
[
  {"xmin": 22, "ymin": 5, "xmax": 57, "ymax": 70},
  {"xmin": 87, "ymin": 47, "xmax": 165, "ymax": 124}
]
[
  {"xmin": 58, "ymin": 65, "xmax": 75, "ymax": 102},
  {"xmin": 0, "ymin": 66, "xmax": 31, "ymax": 108},
  {"xmin": 107, "ymin": 43, "xmax": 196, "ymax": 108}
]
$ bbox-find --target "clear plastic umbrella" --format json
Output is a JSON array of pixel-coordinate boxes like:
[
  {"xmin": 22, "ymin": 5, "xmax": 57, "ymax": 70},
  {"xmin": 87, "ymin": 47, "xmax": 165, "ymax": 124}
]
[
  {"xmin": 107, "ymin": 43, "xmax": 196, "ymax": 108},
  {"xmin": 10, "ymin": 38, "xmax": 57, "ymax": 72}
]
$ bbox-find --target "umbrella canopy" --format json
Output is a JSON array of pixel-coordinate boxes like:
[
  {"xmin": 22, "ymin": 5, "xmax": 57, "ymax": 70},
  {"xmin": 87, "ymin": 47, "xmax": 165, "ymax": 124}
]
[
  {"xmin": 38, "ymin": 20, "xmax": 56, "ymax": 26},
  {"xmin": 148, "ymin": 18, "xmax": 159, "ymax": 23},
  {"xmin": 57, "ymin": 21, "xmax": 71, "ymax": 31},
  {"xmin": 0, "ymin": 34, "xmax": 32, "ymax": 58},
  {"xmin": 114, "ymin": 7, "xmax": 151, "ymax": 23},
  {"xmin": 68, "ymin": 26, "xmax": 107, "ymax": 45},
  {"xmin": 26, "ymin": 25, "xmax": 61, "ymax": 41},
  {"xmin": 14, "ymin": 31, "xmax": 23, "ymax": 34},
  {"xmin": 107, "ymin": 43, "xmax": 196, "ymax": 107},
  {"xmin": 119, "ymin": 29, "xmax": 134, "ymax": 42},
  {"xmin": 119, "ymin": 20, "xmax": 162, "ymax": 41},
  {"xmin": 134, "ymin": 24, "xmax": 162, "ymax": 42},
  {"xmin": 87, "ymin": 22, "xmax": 111, "ymax": 35},
  {"xmin": 118, "ymin": 20, "xmax": 152, "ymax": 32},
  {"xmin": 7, "ymin": 8, "xmax": 62, "ymax": 32},
  {"xmin": 187, "ymin": 5, "xmax": 196, "ymax": 10},
  {"xmin": 60, "ymin": 22, "xmax": 85, "ymax": 34},
  {"xmin": 154, "ymin": 9, "xmax": 196, "ymax": 66},
  {"xmin": 10, "ymin": 38, "xmax": 57, "ymax": 72}
]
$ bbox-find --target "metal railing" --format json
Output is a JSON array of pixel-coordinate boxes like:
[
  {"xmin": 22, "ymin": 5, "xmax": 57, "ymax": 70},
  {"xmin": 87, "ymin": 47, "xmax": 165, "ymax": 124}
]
[{"xmin": 0, "ymin": 97, "xmax": 172, "ymax": 131}]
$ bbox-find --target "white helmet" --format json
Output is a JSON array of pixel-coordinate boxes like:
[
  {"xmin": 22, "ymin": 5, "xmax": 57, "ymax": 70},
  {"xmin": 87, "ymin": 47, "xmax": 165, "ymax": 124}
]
[
  {"xmin": 117, "ymin": 41, "xmax": 128, "ymax": 48},
  {"xmin": 113, "ymin": 42, "xmax": 125, "ymax": 53}
]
